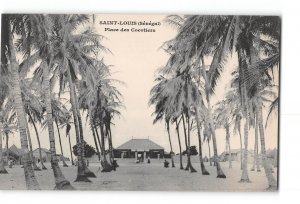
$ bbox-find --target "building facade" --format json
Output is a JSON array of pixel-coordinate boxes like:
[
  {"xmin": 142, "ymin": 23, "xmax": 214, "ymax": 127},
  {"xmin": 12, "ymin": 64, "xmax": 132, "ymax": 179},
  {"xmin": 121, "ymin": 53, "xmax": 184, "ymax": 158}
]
[{"xmin": 114, "ymin": 139, "xmax": 164, "ymax": 160}]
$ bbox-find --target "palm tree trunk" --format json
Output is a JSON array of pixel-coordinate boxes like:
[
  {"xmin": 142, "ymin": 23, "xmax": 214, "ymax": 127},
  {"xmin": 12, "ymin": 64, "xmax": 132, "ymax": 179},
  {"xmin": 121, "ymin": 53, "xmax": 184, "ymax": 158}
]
[
  {"xmin": 175, "ymin": 119, "xmax": 184, "ymax": 170},
  {"xmin": 28, "ymin": 112, "xmax": 47, "ymax": 170},
  {"xmin": 66, "ymin": 67, "xmax": 90, "ymax": 182},
  {"xmin": 166, "ymin": 122, "xmax": 175, "ymax": 168},
  {"xmin": 76, "ymin": 109, "xmax": 95, "ymax": 177},
  {"xmin": 257, "ymin": 101, "xmax": 277, "ymax": 189},
  {"xmin": 25, "ymin": 118, "xmax": 40, "ymax": 171},
  {"xmin": 94, "ymin": 124, "xmax": 110, "ymax": 171},
  {"xmin": 90, "ymin": 117, "xmax": 101, "ymax": 165},
  {"xmin": 206, "ymin": 97, "xmax": 225, "ymax": 175},
  {"xmin": 251, "ymin": 120, "xmax": 258, "ymax": 171},
  {"xmin": 201, "ymin": 58, "xmax": 226, "ymax": 178},
  {"xmin": 107, "ymin": 127, "xmax": 117, "ymax": 169},
  {"xmin": 94, "ymin": 123, "xmax": 103, "ymax": 154},
  {"xmin": 8, "ymin": 25, "xmax": 40, "ymax": 189},
  {"xmin": 181, "ymin": 114, "xmax": 189, "ymax": 171},
  {"xmin": 99, "ymin": 120, "xmax": 112, "ymax": 172},
  {"xmin": 195, "ymin": 108, "xmax": 209, "ymax": 175},
  {"xmin": 68, "ymin": 62, "xmax": 95, "ymax": 178},
  {"xmin": 186, "ymin": 115, "xmax": 197, "ymax": 173},
  {"xmin": 106, "ymin": 127, "xmax": 114, "ymax": 165},
  {"xmin": 225, "ymin": 125, "xmax": 232, "ymax": 168},
  {"xmin": 238, "ymin": 48, "xmax": 250, "ymax": 183},
  {"xmin": 238, "ymin": 128, "xmax": 243, "ymax": 170},
  {"xmin": 108, "ymin": 128, "xmax": 115, "ymax": 161},
  {"xmin": 240, "ymin": 116, "xmax": 250, "ymax": 182},
  {"xmin": 43, "ymin": 61, "xmax": 74, "ymax": 189},
  {"xmin": 5, "ymin": 132, "xmax": 9, "ymax": 162},
  {"xmin": 255, "ymin": 119, "xmax": 261, "ymax": 172},
  {"xmin": 0, "ymin": 122, "xmax": 8, "ymax": 173},
  {"xmin": 55, "ymin": 119, "xmax": 68, "ymax": 167},
  {"xmin": 67, "ymin": 132, "xmax": 74, "ymax": 166},
  {"xmin": 207, "ymin": 140, "xmax": 212, "ymax": 166}
]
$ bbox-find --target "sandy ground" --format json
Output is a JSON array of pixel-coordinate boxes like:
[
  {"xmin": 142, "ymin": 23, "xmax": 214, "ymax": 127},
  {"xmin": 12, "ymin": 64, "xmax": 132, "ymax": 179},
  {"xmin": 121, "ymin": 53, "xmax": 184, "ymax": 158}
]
[{"xmin": 0, "ymin": 157, "xmax": 277, "ymax": 191}]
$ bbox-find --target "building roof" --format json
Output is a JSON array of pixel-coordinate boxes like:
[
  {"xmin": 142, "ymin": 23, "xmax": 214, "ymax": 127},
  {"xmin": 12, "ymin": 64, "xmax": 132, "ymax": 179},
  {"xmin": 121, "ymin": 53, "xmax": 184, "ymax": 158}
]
[
  {"xmin": 3, "ymin": 145, "xmax": 26, "ymax": 156},
  {"xmin": 33, "ymin": 148, "xmax": 51, "ymax": 154},
  {"xmin": 116, "ymin": 139, "xmax": 164, "ymax": 151}
]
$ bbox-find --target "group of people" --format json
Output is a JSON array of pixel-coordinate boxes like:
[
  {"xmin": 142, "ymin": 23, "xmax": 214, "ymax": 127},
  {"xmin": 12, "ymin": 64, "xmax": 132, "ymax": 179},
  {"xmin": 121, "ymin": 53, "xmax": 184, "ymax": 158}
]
[{"xmin": 136, "ymin": 155, "xmax": 151, "ymax": 164}]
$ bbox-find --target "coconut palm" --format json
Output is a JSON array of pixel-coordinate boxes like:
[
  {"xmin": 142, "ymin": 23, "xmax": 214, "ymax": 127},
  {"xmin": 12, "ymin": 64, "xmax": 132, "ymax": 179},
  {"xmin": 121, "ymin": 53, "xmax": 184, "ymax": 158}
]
[
  {"xmin": 78, "ymin": 59, "xmax": 123, "ymax": 172},
  {"xmin": 44, "ymin": 14, "xmax": 110, "ymax": 180},
  {"xmin": 193, "ymin": 107, "xmax": 210, "ymax": 174},
  {"xmin": 214, "ymin": 100, "xmax": 233, "ymax": 169},
  {"xmin": 0, "ymin": 112, "xmax": 8, "ymax": 174},
  {"xmin": 12, "ymin": 14, "xmax": 75, "ymax": 189},
  {"xmin": 174, "ymin": 118, "xmax": 184, "ymax": 169},
  {"xmin": 150, "ymin": 73, "xmax": 201, "ymax": 172},
  {"xmin": 51, "ymin": 96, "xmax": 70, "ymax": 167},
  {"xmin": 1, "ymin": 14, "xmax": 40, "ymax": 189},
  {"xmin": 163, "ymin": 15, "xmax": 280, "ymax": 185}
]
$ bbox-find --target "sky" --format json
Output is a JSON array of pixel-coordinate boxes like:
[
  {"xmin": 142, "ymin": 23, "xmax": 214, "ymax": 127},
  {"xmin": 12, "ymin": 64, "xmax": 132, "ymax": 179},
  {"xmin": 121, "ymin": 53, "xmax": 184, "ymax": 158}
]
[{"xmin": 5, "ymin": 14, "xmax": 279, "ymax": 159}]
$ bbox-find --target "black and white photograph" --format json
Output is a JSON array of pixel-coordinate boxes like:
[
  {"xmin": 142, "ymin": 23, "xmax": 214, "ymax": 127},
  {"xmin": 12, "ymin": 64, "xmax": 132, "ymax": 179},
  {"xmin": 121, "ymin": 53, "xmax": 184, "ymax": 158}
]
[{"xmin": 0, "ymin": 13, "xmax": 280, "ymax": 191}]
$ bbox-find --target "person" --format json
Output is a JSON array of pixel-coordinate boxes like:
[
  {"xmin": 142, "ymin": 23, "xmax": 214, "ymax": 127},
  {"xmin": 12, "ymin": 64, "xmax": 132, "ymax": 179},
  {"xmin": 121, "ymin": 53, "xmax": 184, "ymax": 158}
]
[
  {"xmin": 74, "ymin": 159, "xmax": 78, "ymax": 166},
  {"xmin": 164, "ymin": 159, "xmax": 169, "ymax": 168},
  {"xmin": 37, "ymin": 158, "xmax": 43, "ymax": 169},
  {"xmin": 8, "ymin": 158, "xmax": 13, "ymax": 168},
  {"xmin": 86, "ymin": 159, "xmax": 89, "ymax": 167},
  {"xmin": 147, "ymin": 156, "xmax": 151, "ymax": 164}
]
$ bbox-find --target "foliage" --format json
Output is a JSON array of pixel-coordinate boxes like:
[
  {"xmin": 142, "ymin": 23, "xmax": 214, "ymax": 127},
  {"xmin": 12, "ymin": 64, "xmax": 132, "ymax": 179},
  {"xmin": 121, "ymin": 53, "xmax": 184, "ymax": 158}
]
[
  {"xmin": 182, "ymin": 146, "xmax": 198, "ymax": 156},
  {"xmin": 72, "ymin": 141, "xmax": 96, "ymax": 158}
]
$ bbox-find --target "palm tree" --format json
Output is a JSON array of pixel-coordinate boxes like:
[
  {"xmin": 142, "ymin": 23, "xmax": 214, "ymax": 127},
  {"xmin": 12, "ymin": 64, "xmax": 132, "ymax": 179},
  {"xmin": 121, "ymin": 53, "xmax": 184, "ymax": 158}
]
[
  {"xmin": 20, "ymin": 15, "xmax": 76, "ymax": 188},
  {"xmin": 1, "ymin": 14, "xmax": 40, "ymax": 189},
  {"xmin": 202, "ymin": 124, "xmax": 213, "ymax": 166},
  {"xmin": 0, "ymin": 113, "xmax": 8, "ymax": 174},
  {"xmin": 166, "ymin": 120, "xmax": 175, "ymax": 168},
  {"xmin": 194, "ymin": 107, "xmax": 210, "ymax": 174},
  {"xmin": 66, "ymin": 124, "xmax": 74, "ymax": 166},
  {"xmin": 175, "ymin": 118, "xmax": 184, "ymax": 169},
  {"xmin": 2, "ymin": 117, "xmax": 16, "ymax": 162},
  {"xmin": 51, "ymin": 96, "xmax": 70, "ymax": 167},
  {"xmin": 46, "ymin": 14, "xmax": 109, "ymax": 179},
  {"xmin": 150, "ymin": 74, "xmax": 198, "ymax": 172},
  {"xmin": 214, "ymin": 100, "xmax": 233, "ymax": 169},
  {"xmin": 78, "ymin": 58, "xmax": 123, "ymax": 172},
  {"xmin": 28, "ymin": 111, "xmax": 47, "ymax": 170}
]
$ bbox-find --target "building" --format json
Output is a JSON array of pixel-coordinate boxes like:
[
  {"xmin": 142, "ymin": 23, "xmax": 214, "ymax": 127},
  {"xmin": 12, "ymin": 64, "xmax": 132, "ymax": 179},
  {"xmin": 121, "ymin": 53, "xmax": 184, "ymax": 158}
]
[
  {"xmin": 114, "ymin": 138, "xmax": 164, "ymax": 159},
  {"xmin": 32, "ymin": 148, "xmax": 52, "ymax": 162},
  {"xmin": 31, "ymin": 148, "xmax": 70, "ymax": 163},
  {"xmin": 2, "ymin": 144, "xmax": 26, "ymax": 165},
  {"xmin": 219, "ymin": 149, "xmax": 255, "ymax": 163}
]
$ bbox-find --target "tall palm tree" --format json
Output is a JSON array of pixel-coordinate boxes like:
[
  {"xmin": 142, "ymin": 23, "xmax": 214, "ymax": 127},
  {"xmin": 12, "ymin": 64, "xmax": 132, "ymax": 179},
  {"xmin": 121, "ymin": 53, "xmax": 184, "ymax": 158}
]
[
  {"xmin": 21, "ymin": 15, "xmax": 75, "ymax": 188},
  {"xmin": 51, "ymin": 96, "xmax": 70, "ymax": 167},
  {"xmin": 214, "ymin": 100, "xmax": 234, "ymax": 169},
  {"xmin": 0, "ymin": 113, "xmax": 8, "ymax": 174},
  {"xmin": 46, "ymin": 14, "xmax": 109, "ymax": 179},
  {"xmin": 78, "ymin": 58, "xmax": 123, "ymax": 172},
  {"xmin": 175, "ymin": 118, "xmax": 184, "ymax": 169},
  {"xmin": 1, "ymin": 14, "xmax": 40, "ymax": 189},
  {"xmin": 150, "ymin": 74, "xmax": 199, "ymax": 172},
  {"xmin": 194, "ymin": 107, "xmax": 210, "ymax": 174}
]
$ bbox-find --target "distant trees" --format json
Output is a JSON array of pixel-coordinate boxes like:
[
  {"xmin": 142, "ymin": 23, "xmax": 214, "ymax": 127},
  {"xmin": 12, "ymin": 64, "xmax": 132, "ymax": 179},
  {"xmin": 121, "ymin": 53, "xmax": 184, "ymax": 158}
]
[
  {"xmin": 73, "ymin": 142, "xmax": 96, "ymax": 158},
  {"xmin": 182, "ymin": 146, "xmax": 198, "ymax": 156}
]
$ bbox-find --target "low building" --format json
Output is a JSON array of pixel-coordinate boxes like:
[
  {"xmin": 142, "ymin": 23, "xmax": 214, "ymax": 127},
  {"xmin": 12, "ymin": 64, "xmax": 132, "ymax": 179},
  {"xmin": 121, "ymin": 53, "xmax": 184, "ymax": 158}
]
[
  {"xmin": 114, "ymin": 138, "xmax": 164, "ymax": 159},
  {"xmin": 32, "ymin": 148, "xmax": 69, "ymax": 163},
  {"xmin": 219, "ymin": 149, "xmax": 255, "ymax": 163},
  {"xmin": 32, "ymin": 148, "xmax": 52, "ymax": 162},
  {"xmin": 2, "ymin": 144, "xmax": 26, "ymax": 165}
]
